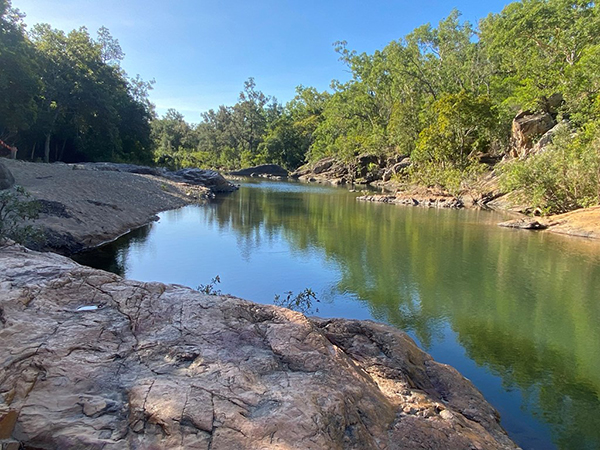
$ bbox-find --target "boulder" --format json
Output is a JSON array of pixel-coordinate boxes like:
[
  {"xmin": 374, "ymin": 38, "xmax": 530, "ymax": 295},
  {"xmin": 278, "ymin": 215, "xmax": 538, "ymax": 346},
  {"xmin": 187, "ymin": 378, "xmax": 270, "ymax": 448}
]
[
  {"xmin": 229, "ymin": 164, "xmax": 288, "ymax": 177},
  {"xmin": 355, "ymin": 154, "xmax": 381, "ymax": 178},
  {"xmin": 0, "ymin": 245, "xmax": 518, "ymax": 450},
  {"xmin": 290, "ymin": 157, "xmax": 351, "ymax": 185},
  {"xmin": 312, "ymin": 157, "xmax": 336, "ymax": 174},
  {"xmin": 511, "ymin": 111, "xmax": 556, "ymax": 158},
  {"xmin": 0, "ymin": 161, "xmax": 15, "ymax": 190},
  {"xmin": 382, "ymin": 158, "xmax": 411, "ymax": 182},
  {"xmin": 530, "ymin": 121, "xmax": 569, "ymax": 155}
]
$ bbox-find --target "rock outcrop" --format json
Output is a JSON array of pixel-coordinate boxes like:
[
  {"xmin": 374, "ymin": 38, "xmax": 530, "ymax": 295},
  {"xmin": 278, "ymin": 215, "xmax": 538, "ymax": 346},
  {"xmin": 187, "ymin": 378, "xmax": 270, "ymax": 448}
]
[
  {"xmin": 291, "ymin": 155, "xmax": 413, "ymax": 187},
  {"xmin": 167, "ymin": 168, "xmax": 238, "ymax": 193},
  {"xmin": 510, "ymin": 111, "xmax": 556, "ymax": 158},
  {"xmin": 0, "ymin": 245, "xmax": 518, "ymax": 450},
  {"xmin": 229, "ymin": 164, "xmax": 288, "ymax": 178},
  {"xmin": 291, "ymin": 157, "xmax": 351, "ymax": 185}
]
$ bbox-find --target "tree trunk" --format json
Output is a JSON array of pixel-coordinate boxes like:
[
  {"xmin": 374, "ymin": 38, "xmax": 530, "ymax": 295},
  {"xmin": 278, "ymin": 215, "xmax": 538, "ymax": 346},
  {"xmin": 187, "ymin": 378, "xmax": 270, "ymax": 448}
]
[
  {"xmin": 58, "ymin": 139, "xmax": 67, "ymax": 161},
  {"xmin": 44, "ymin": 134, "xmax": 51, "ymax": 163},
  {"xmin": 30, "ymin": 142, "xmax": 36, "ymax": 161}
]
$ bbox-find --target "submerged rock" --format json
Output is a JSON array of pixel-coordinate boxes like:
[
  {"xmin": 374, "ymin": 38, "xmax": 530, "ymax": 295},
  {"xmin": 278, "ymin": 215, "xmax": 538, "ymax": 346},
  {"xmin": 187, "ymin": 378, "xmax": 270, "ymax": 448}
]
[{"xmin": 0, "ymin": 245, "xmax": 518, "ymax": 449}]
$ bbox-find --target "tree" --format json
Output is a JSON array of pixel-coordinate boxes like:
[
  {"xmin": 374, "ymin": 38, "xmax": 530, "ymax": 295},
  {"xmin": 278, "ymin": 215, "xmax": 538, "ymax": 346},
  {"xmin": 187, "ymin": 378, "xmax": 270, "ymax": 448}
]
[
  {"xmin": 480, "ymin": 0, "xmax": 600, "ymax": 114},
  {"xmin": 0, "ymin": 0, "xmax": 40, "ymax": 139}
]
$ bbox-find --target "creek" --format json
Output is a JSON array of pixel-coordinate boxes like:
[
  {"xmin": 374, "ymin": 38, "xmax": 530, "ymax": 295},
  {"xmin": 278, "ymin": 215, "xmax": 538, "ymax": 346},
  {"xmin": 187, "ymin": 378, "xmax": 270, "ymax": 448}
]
[{"xmin": 74, "ymin": 178, "xmax": 600, "ymax": 450}]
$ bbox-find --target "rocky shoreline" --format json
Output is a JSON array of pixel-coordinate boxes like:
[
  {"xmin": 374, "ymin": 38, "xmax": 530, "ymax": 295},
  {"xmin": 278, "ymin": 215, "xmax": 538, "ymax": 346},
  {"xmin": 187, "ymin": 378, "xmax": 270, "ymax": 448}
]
[
  {"xmin": 290, "ymin": 157, "xmax": 600, "ymax": 240},
  {"xmin": 0, "ymin": 244, "xmax": 518, "ymax": 449}
]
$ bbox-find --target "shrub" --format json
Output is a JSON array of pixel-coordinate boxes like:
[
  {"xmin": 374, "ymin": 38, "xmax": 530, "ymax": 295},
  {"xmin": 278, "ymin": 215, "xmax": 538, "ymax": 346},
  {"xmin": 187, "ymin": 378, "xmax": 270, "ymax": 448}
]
[
  {"xmin": 0, "ymin": 186, "xmax": 40, "ymax": 244},
  {"xmin": 197, "ymin": 275, "xmax": 222, "ymax": 295},
  {"xmin": 274, "ymin": 288, "xmax": 319, "ymax": 314},
  {"xmin": 499, "ymin": 122, "xmax": 600, "ymax": 214}
]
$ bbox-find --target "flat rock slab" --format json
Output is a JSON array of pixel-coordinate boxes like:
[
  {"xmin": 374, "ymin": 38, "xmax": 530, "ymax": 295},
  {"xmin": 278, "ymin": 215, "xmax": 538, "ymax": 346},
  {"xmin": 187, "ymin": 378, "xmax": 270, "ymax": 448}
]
[
  {"xmin": 0, "ymin": 245, "xmax": 518, "ymax": 449},
  {"xmin": 1, "ymin": 159, "xmax": 234, "ymax": 254}
]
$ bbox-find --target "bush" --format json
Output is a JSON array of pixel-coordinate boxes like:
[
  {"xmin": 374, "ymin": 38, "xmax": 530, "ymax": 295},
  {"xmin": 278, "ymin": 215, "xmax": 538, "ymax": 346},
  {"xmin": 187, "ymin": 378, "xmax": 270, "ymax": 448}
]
[
  {"xmin": 274, "ymin": 288, "xmax": 319, "ymax": 314},
  {"xmin": 408, "ymin": 160, "xmax": 486, "ymax": 196},
  {"xmin": 0, "ymin": 186, "xmax": 40, "ymax": 244},
  {"xmin": 499, "ymin": 122, "xmax": 600, "ymax": 214}
]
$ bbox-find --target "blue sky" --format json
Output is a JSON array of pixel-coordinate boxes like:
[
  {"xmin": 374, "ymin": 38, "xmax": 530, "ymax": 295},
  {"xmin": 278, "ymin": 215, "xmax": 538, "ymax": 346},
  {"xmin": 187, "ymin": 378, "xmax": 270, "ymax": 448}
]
[{"xmin": 12, "ymin": 0, "xmax": 510, "ymax": 122}]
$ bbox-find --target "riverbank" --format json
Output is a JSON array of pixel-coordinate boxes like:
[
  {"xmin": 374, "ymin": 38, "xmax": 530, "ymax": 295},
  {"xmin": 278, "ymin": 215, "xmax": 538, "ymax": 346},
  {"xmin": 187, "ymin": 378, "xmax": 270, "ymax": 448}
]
[
  {"xmin": 292, "ymin": 157, "xmax": 600, "ymax": 241},
  {"xmin": 0, "ymin": 243, "xmax": 518, "ymax": 449},
  {"xmin": 1, "ymin": 159, "xmax": 236, "ymax": 254}
]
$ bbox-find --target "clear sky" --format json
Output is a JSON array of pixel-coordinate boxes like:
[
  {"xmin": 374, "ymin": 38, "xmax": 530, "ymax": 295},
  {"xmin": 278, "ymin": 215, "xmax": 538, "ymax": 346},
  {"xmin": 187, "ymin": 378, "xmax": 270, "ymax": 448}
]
[{"xmin": 11, "ymin": 0, "xmax": 510, "ymax": 123}]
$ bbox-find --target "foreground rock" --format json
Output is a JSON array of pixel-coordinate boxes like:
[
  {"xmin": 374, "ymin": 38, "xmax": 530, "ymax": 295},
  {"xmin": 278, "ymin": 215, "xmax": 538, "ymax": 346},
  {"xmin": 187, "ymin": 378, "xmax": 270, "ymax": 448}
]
[
  {"xmin": 0, "ymin": 245, "xmax": 518, "ymax": 450},
  {"xmin": 1, "ymin": 159, "xmax": 236, "ymax": 254}
]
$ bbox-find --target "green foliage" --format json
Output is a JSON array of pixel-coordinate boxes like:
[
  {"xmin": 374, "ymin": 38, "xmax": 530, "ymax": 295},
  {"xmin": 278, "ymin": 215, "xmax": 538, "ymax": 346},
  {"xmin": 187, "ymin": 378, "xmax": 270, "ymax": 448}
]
[
  {"xmin": 499, "ymin": 122, "xmax": 600, "ymax": 214},
  {"xmin": 0, "ymin": 2, "xmax": 154, "ymax": 164},
  {"xmin": 197, "ymin": 275, "xmax": 222, "ymax": 295},
  {"xmin": 408, "ymin": 160, "xmax": 486, "ymax": 196},
  {"xmin": 414, "ymin": 92, "xmax": 500, "ymax": 164},
  {"xmin": 0, "ymin": 0, "xmax": 40, "ymax": 134},
  {"xmin": 3, "ymin": 0, "xmax": 600, "ymax": 211},
  {"xmin": 480, "ymin": 0, "xmax": 600, "ymax": 117},
  {"xmin": 152, "ymin": 81, "xmax": 328, "ymax": 171},
  {"xmin": 0, "ymin": 185, "xmax": 40, "ymax": 244},
  {"xmin": 273, "ymin": 288, "xmax": 319, "ymax": 314}
]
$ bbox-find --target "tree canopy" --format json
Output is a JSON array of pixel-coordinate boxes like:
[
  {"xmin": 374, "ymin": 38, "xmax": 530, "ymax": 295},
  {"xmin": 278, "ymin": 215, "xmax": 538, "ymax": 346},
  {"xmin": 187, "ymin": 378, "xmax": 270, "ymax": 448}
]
[{"xmin": 0, "ymin": 0, "xmax": 154, "ymax": 163}]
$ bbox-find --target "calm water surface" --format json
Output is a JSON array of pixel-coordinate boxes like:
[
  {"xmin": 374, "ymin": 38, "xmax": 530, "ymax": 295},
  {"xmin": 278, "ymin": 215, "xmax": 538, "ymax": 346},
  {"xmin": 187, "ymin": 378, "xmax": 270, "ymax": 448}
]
[{"xmin": 75, "ymin": 179, "xmax": 600, "ymax": 450}]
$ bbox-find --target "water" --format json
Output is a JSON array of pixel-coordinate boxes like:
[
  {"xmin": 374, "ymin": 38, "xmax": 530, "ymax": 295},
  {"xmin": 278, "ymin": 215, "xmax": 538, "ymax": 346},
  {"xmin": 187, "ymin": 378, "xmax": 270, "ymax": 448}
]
[{"xmin": 74, "ymin": 178, "xmax": 600, "ymax": 450}]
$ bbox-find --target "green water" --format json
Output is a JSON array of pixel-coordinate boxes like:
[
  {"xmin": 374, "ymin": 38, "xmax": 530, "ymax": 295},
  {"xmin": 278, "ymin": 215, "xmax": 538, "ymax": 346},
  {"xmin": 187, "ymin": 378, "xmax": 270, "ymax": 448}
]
[{"xmin": 74, "ymin": 179, "xmax": 600, "ymax": 450}]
